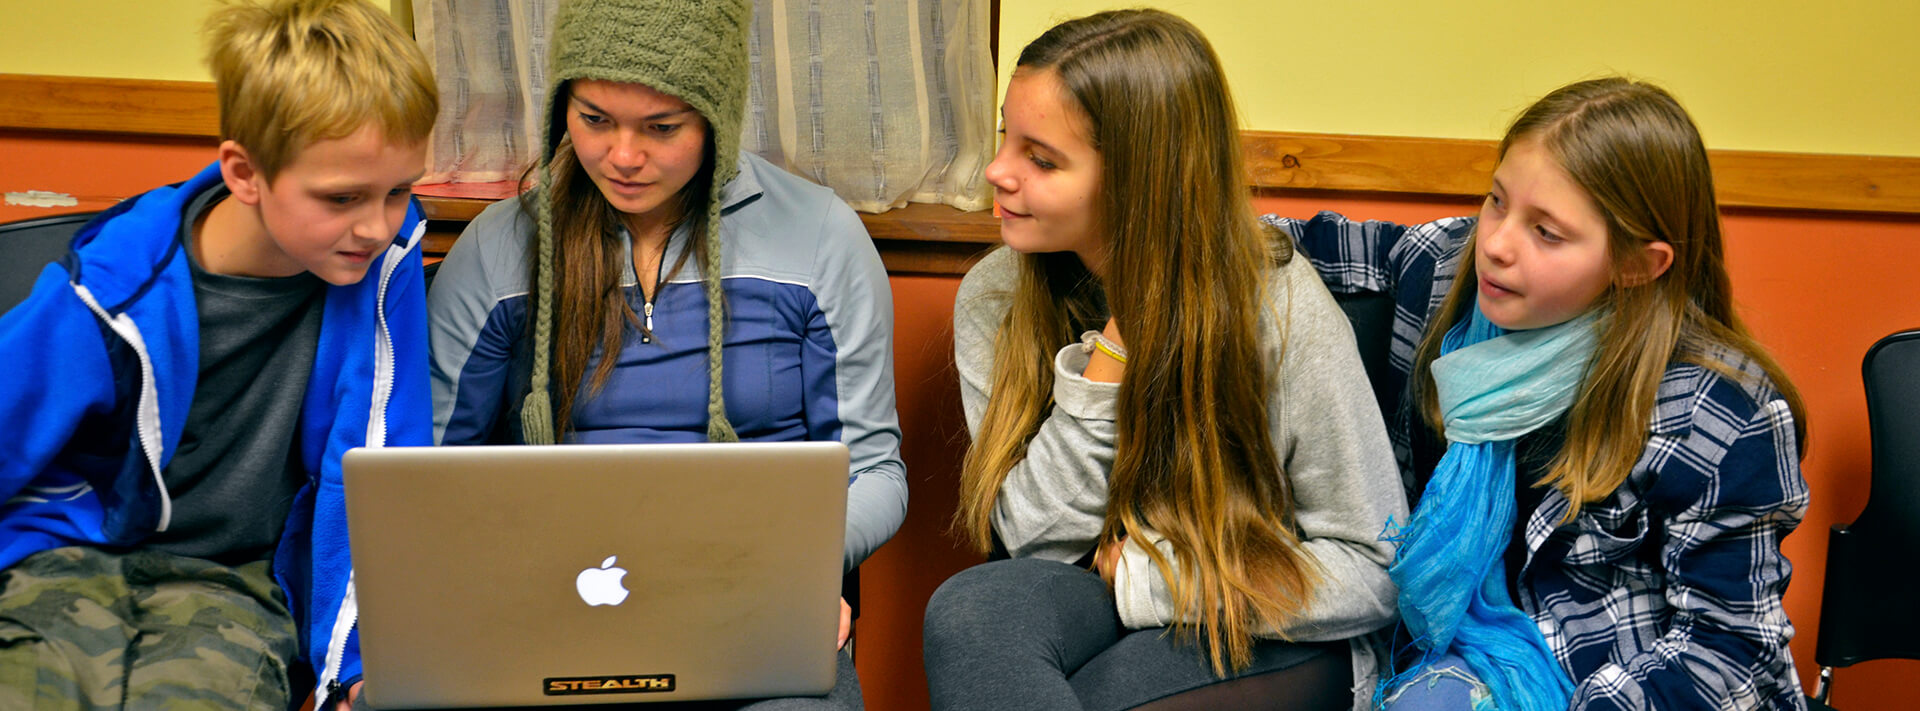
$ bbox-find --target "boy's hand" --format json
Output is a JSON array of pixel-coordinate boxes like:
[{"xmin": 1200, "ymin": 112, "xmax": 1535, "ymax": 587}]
[{"xmin": 334, "ymin": 681, "xmax": 362, "ymax": 710}]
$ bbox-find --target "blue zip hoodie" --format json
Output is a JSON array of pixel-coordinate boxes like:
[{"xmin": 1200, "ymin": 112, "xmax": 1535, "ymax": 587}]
[{"xmin": 0, "ymin": 162, "xmax": 434, "ymax": 708}]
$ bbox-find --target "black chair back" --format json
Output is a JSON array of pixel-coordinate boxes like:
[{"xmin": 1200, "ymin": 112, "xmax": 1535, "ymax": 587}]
[
  {"xmin": 0, "ymin": 212, "xmax": 97, "ymax": 314},
  {"xmin": 1333, "ymin": 290, "xmax": 1397, "ymax": 414},
  {"xmin": 1810, "ymin": 329, "xmax": 1920, "ymax": 707}
]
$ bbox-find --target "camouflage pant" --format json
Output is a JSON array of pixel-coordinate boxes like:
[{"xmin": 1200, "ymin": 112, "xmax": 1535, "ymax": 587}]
[{"xmin": 0, "ymin": 546, "xmax": 300, "ymax": 711}]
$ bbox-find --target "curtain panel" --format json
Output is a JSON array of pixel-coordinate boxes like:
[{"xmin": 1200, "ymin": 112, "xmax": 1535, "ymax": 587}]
[{"xmin": 412, "ymin": 0, "xmax": 992, "ymax": 213}]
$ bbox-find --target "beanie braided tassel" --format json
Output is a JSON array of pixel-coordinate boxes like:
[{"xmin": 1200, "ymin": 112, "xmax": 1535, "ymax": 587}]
[
  {"xmin": 702, "ymin": 197, "xmax": 738, "ymax": 443},
  {"xmin": 520, "ymin": 171, "xmax": 560, "ymax": 445}
]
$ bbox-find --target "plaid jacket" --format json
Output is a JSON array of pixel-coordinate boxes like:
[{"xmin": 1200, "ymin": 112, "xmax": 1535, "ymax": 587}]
[{"xmin": 1267, "ymin": 212, "xmax": 1810, "ymax": 710}]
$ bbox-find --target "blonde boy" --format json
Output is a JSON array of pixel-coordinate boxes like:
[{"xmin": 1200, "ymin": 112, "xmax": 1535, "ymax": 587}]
[{"xmin": 0, "ymin": 1, "xmax": 436, "ymax": 708}]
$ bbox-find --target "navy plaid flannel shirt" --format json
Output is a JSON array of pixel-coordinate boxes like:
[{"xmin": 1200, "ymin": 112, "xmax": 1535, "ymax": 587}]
[{"xmin": 1266, "ymin": 212, "xmax": 1810, "ymax": 710}]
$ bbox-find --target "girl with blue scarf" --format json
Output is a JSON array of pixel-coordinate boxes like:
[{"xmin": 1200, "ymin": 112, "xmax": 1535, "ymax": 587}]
[{"xmin": 1271, "ymin": 78, "xmax": 1812, "ymax": 710}]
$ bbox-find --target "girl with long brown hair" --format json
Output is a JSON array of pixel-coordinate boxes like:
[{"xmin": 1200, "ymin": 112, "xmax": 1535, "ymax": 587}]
[
  {"xmin": 922, "ymin": 9, "xmax": 1406, "ymax": 711},
  {"xmin": 425, "ymin": 1, "xmax": 902, "ymax": 707},
  {"xmin": 1274, "ymin": 77, "xmax": 1810, "ymax": 710}
]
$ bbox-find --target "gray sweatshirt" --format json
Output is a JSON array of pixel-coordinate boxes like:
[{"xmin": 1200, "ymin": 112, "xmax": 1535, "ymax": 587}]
[{"xmin": 954, "ymin": 247, "xmax": 1406, "ymax": 700}]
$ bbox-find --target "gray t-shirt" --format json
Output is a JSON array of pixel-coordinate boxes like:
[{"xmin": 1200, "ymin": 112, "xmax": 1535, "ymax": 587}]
[{"xmin": 143, "ymin": 184, "xmax": 325, "ymax": 564}]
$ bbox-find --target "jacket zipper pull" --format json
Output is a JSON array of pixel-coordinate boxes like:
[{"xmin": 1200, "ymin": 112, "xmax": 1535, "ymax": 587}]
[{"xmin": 642, "ymin": 301, "xmax": 654, "ymax": 344}]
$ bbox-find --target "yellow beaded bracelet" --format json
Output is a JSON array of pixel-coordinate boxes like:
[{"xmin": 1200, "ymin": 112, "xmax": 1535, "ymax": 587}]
[{"xmin": 1081, "ymin": 330, "xmax": 1129, "ymax": 364}]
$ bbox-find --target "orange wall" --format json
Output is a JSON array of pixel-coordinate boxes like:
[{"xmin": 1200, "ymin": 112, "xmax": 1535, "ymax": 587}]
[
  {"xmin": 859, "ymin": 274, "xmax": 980, "ymax": 711},
  {"xmin": 0, "ymin": 131, "xmax": 216, "ymax": 223},
  {"xmin": 4, "ymin": 130, "xmax": 1916, "ymax": 709}
]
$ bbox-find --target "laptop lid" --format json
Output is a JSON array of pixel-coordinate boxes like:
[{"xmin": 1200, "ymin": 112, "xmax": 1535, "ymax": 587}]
[{"xmin": 343, "ymin": 442, "xmax": 849, "ymax": 709}]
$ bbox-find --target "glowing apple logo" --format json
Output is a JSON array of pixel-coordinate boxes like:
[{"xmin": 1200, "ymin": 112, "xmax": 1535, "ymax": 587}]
[{"xmin": 575, "ymin": 555, "xmax": 630, "ymax": 606}]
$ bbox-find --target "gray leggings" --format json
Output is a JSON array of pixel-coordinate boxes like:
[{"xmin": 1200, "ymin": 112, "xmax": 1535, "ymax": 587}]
[{"xmin": 922, "ymin": 558, "xmax": 1352, "ymax": 711}]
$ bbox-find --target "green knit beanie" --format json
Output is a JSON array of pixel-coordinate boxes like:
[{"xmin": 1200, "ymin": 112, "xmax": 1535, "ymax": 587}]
[{"xmin": 521, "ymin": 0, "xmax": 748, "ymax": 444}]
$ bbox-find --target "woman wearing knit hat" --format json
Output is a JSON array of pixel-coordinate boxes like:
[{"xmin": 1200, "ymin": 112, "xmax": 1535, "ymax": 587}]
[{"xmin": 419, "ymin": 0, "xmax": 901, "ymax": 708}]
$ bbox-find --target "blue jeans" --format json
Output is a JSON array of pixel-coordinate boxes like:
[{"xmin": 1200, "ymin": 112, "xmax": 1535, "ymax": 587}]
[{"xmin": 1379, "ymin": 654, "xmax": 1489, "ymax": 711}]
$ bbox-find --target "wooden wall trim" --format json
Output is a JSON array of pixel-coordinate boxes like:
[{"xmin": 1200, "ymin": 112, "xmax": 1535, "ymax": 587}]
[
  {"xmin": 1242, "ymin": 131, "xmax": 1499, "ymax": 197},
  {"xmin": 0, "ymin": 74, "xmax": 220, "ymax": 138},
  {"xmin": 8, "ymin": 73, "xmax": 1919, "ymax": 218},
  {"xmin": 1241, "ymin": 130, "xmax": 1920, "ymax": 215},
  {"xmin": 420, "ymin": 200, "xmax": 997, "ymax": 275}
]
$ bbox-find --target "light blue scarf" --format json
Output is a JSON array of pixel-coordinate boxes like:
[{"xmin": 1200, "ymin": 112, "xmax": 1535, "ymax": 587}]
[{"xmin": 1383, "ymin": 305, "xmax": 1597, "ymax": 711}]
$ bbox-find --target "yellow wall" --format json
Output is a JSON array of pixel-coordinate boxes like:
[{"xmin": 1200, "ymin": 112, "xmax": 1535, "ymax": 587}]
[
  {"xmin": 0, "ymin": 0, "xmax": 410, "ymax": 82},
  {"xmin": 0, "ymin": 2, "xmax": 222, "ymax": 81},
  {"xmin": 1000, "ymin": 0, "xmax": 1920, "ymax": 157},
  {"xmin": 6, "ymin": 2, "xmax": 1912, "ymax": 156}
]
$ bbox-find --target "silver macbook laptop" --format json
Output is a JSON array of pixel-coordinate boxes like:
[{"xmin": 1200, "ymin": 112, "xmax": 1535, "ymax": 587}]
[{"xmin": 343, "ymin": 442, "xmax": 849, "ymax": 709}]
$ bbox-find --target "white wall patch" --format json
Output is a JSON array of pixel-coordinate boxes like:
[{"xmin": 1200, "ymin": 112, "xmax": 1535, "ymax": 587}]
[{"xmin": 5, "ymin": 190, "xmax": 80, "ymax": 208}]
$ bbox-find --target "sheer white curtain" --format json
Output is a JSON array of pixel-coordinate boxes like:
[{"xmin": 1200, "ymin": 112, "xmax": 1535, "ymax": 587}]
[
  {"xmin": 412, "ymin": 0, "xmax": 992, "ymax": 212},
  {"xmin": 412, "ymin": 0, "xmax": 554, "ymax": 187}
]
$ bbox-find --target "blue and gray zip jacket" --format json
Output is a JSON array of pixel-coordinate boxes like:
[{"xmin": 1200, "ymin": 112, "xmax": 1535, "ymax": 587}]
[
  {"xmin": 428, "ymin": 152, "xmax": 907, "ymax": 572},
  {"xmin": 0, "ymin": 162, "xmax": 435, "ymax": 708}
]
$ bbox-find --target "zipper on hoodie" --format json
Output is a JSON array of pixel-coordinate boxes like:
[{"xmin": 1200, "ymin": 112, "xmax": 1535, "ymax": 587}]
[
  {"xmin": 70, "ymin": 283, "xmax": 172, "ymax": 532},
  {"xmin": 318, "ymin": 220, "xmax": 420, "ymax": 705},
  {"xmin": 318, "ymin": 571, "xmax": 360, "ymax": 709},
  {"xmin": 363, "ymin": 228, "xmax": 408, "ymax": 448},
  {"xmin": 639, "ymin": 241, "xmax": 665, "ymax": 344}
]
